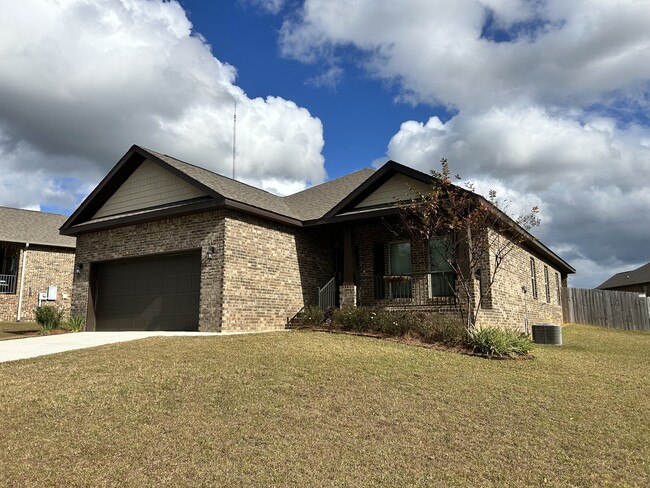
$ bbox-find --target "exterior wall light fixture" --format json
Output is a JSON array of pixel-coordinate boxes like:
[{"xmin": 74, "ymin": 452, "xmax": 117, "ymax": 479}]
[
  {"xmin": 206, "ymin": 246, "xmax": 215, "ymax": 260},
  {"xmin": 75, "ymin": 263, "xmax": 84, "ymax": 275}
]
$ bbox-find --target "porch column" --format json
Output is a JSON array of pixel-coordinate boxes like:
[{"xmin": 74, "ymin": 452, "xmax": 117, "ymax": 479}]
[{"xmin": 340, "ymin": 227, "xmax": 357, "ymax": 308}]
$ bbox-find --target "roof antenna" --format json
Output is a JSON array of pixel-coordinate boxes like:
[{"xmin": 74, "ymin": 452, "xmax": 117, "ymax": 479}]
[{"xmin": 232, "ymin": 100, "xmax": 237, "ymax": 180}]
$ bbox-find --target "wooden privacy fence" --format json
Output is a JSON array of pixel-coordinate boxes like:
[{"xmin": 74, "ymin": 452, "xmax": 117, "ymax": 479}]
[{"xmin": 563, "ymin": 287, "xmax": 650, "ymax": 332}]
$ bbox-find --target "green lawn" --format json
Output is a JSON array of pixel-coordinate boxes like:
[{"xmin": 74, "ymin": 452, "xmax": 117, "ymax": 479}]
[
  {"xmin": 1, "ymin": 324, "xmax": 648, "ymax": 487},
  {"xmin": 0, "ymin": 321, "xmax": 41, "ymax": 340}
]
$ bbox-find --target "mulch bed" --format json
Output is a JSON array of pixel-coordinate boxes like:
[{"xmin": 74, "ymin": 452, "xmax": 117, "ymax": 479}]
[{"xmin": 295, "ymin": 325, "xmax": 533, "ymax": 360}]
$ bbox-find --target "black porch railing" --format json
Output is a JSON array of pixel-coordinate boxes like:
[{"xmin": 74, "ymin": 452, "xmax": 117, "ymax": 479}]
[
  {"xmin": 362, "ymin": 272, "xmax": 456, "ymax": 307},
  {"xmin": 0, "ymin": 274, "xmax": 17, "ymax": 295},
  {"xmin": 318, "ymin": 276, "xmax": 337, "ymax": 311}
]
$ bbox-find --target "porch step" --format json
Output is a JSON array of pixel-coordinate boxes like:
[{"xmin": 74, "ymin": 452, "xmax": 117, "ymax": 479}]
[{"xmin": 286, "ymin": 310, "xmax": 307, "ymax": 329}]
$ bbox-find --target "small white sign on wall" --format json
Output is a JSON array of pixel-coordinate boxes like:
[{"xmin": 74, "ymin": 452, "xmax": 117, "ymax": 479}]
[{"xmin": 47, "ymin": 285, "xmax": 57, "ymax": 301}]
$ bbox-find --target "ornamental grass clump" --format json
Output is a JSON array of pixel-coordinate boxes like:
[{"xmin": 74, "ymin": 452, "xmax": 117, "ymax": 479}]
[
  {"xmin": 63, "ymin": 315, "xmax": 86, "ymax": 332},
  {"xmin": 466, "ymin": 326, "xmax": 533, "ymax": 358}
]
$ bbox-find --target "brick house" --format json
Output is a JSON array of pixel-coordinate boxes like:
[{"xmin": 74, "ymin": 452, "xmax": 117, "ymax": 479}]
[
  {"xmin": 0, "ymin": 207, "xmax": 76, "ymax": 322},
  {"xmin": 597, "ymin": 262, "xmax": 650, "ymax": 295},
  {"xmin": 61, "ymin": 145, "xmax": 574, "ymax": 332}
]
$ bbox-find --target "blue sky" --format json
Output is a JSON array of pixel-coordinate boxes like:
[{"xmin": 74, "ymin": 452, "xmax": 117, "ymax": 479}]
[
  {"xmin": 180, "ymin": 0, "xmax": 439, "ymax": 179},
  {"xmin": 0, "ymin": 0, "xmax": 649, "ymax": 288}
]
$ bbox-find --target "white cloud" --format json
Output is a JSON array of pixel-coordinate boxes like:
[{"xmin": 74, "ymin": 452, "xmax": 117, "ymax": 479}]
[
  {"xmin": 386, "ymin": 106, "xmax": 650, "ymax": 287},
  {"xmin": 0, "ymin": 0, "xmax": 326, "ymax": 211},
  {"xmin": 241, "ymin": 0, "xmax": 288, "ymax": 15},
  {"xmin": 281, "ymin": 0, "xmax": 650, "ymax": 110},
  {"xmin": 277, "ymin": 0, "xmax": 650, "ymax": 287}
]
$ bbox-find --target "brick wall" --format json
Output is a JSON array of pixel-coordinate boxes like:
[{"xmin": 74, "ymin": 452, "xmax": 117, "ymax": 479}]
[
  {"xmin": 0, "ymin": 244, "xmax": 74, "ymax": 322},
  {"xmin": 72, "ymin": 211, "xmax": 225, "ymax": 331},
  {"xmin": 350, "ymin": 219, "xmax": 564, "ymax": 331},
  {"xmin": 70, "ymin": 208, "xmax": 565, "ymax": 333},
  {"xmin": 355, "ymin": 219, "xmax": 460, "ymax": 317},
  {"xmin": 71, "ymin": 209, "xmax": 335, "ymax": 332},
  {"xmin": 473, "ymin": 228, "xmax": 564, "ymax": 331},
  {"xmin": 221, "ymin": 211, "xmax": 334, "ymax": 331}
]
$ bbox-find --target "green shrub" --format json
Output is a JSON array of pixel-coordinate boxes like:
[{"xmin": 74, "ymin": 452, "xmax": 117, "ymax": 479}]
[
  {"xmin": 331, "ymin": 308, "xmax": 465, "ymax": 343},
  {"xmin": 332, "ymin": 307, "xmax": 374, "ymax": 331},
  {"xmin": 410, "ymin": 313, "xmax": 466, "ymax": 345},
  {"xmin": 374, "ymin": 311, "xmax": 415, "ymax": 336},
  {"xmin": 302, "ymin": 305, "xmax": 325, "ymax": 326},
  {"xmin": 34, "ymin": 305, "xmax": 65, "ymax": 334},
  {"xmin": 64, "ymin": 315, "xmax": 86, "ymax": 332},
  {"xmin": 465, "ymin": 327, "xmax": 533, "ymax": 358}
]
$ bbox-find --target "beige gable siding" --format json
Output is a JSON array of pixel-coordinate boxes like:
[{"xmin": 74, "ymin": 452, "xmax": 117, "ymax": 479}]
[
  {"xmin": 355, "ymin": 173, "xmax": 430, "ymax": 209},
  {"xmin": 93, "ymin": 159, "xmax": 207, "ymax": 218}
]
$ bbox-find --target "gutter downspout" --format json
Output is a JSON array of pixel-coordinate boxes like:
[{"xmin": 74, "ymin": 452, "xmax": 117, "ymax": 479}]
[{"xmin": 16, "ymin": 242, "xmax": 29, "ymax": 322}]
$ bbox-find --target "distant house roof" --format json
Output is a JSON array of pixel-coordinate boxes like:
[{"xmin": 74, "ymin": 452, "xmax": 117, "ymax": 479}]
[
  {"xmin": 0, "ymin": 206, "xmax": 76, "ymax": 249},
  {"xmin": 597, "ymin": 263, "xmax": 650, "ymax": 289}
]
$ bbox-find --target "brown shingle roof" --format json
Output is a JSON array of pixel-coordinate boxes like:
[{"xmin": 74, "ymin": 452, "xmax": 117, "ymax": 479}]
[
  {"xmin": 145, "ymin": 148, "xmax": 301, "ymax": 219},
  {"xmin": 284, "ymin": 168, "xmax": 375, "ymax": 221},
  {"xmin": 597, "ymin": 262, "xmax": 650, "ymax": 289},
  {"xmin": 0, "ymin": 206, "xmax": 76, "ymax": 248},
  {"xmin": 143, "ymin": 147, "xmax": 375, "ymax": 222}
]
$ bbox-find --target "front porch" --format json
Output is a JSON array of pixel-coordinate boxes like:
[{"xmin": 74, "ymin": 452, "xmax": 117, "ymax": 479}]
[{"xmin": 316, "ymin": 220, "xmax": 463, "ymax": 314}]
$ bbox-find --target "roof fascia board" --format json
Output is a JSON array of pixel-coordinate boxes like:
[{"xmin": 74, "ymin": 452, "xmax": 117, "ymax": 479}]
[
  {"xmin": 322, "ymin": 160, "xmax": 433, "ymax": 219},
  {"xmin": 305, "ymin": 207, "xmax": 400, "ymax": 226},
  {"xmin": 60, "ymin": 145, "xmax": 145, "ymax": 231},
  {"xmin": 60, "ymin": 199, "xmax": 221, "ymax": 236},
  {"xmin": 0, "ymin": 238, "xmax": 75, "ymax": 249}
]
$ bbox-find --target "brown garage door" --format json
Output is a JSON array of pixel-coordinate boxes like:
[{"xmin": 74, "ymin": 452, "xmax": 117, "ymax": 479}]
[{"xmin": 94, "ymin": 252, "xmax": 200, "ymax": 331}]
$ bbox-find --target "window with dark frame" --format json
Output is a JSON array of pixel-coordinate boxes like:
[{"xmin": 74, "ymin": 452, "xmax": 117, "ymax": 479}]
[
  {"xmin": 555, "ymin": 272, "xmax": 561, "ymax": 304},
  {"xmin": 544, "ymin": 265, "xmax": 550, "ymax": 303},
  {"xmin": 530, "ymin": 257, "xmax": 538, "ymax": 299},
  {"xmin": 389, "ymin": 242, "xmax": 412, "ymax": 299},
  {"xmin": 428, "ymin": 238, "xmax": 455, "ymax": 297}
]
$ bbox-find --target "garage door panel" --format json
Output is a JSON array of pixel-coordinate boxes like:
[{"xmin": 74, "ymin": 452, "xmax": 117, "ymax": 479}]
[{"xmin": 95, "ymin": 252, "xmax": 200, "ymax": 331}]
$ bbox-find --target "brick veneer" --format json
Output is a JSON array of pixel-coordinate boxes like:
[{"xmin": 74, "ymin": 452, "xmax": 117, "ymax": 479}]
[
  {"xmin": 351, "ymin": 218, "xmax": 564, "ymax": 331},
  {"xmin": 221, "ymin": 211, "xmax": 334, "ymax": 331},
  {"xmin": 72, "ymin": 209, "xmax": 335, "ymax": 332},
  {"xmin": 71, "ymin": 208, "xmax": 564, "ymax": 333},
  {"xmin": 0, "ymin": 245, "xmax": 74, "ymax": 322},
  {"xmin": 476, "ymin": 228, "xmax": 564, "ymax": 331},
  {"xmin": 72, "ymin": 211, "xmax": 226, "ymax": 331}
]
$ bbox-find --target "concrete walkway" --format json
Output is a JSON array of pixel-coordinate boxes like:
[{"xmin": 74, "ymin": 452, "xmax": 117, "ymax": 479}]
[{"xmin": 0, "ymin": 330, "xmax": 285, "ymax": 363}]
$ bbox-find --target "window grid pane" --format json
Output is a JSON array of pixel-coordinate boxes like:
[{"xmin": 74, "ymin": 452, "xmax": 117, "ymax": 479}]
[
  {"xmin": 530, "ymin": 258, "xmax": 538, "ymax": 299},
  {"xmin": 544, "ymin": 266, "xmax": 550, "ymax": 303}
]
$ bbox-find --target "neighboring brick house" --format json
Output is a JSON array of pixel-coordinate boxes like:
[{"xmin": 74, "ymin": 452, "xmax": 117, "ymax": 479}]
[
  {"xmin": 597, "ymin": 263, "xmax": 650, "ymax": 295},
  {"xmin": 61, "ymin": 145, "xmax": 574, "ymax": 332},
  {"xmin": 0, "ymin": 207, "xmax": 76, "ymax": 322}
]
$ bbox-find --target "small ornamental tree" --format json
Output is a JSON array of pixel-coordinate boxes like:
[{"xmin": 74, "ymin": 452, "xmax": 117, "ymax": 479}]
[{"xmin": 400, "ymin": 158, "xmax": 540, "ymax": 330}]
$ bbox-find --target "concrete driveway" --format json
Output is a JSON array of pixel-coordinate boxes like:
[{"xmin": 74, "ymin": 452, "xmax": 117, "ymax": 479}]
[{"xmin": 0, "ymin": 330, "xmax": 283, "ymax": 363}]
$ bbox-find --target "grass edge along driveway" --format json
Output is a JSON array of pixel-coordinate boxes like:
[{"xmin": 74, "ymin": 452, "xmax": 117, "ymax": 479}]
[{"xmin": 1, "ymin": 324, "xmax": 648, "ymax": 487}]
